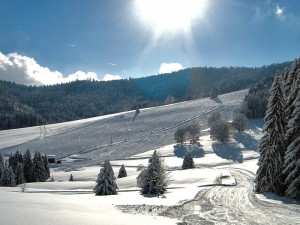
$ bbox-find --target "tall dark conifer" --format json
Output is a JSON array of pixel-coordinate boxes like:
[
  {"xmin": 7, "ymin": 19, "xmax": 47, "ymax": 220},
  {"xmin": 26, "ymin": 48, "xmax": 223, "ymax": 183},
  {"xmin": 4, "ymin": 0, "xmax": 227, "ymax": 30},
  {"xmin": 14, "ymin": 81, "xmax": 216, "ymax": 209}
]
[
  {"xmin": 23, "ymin": 149, "xmax": 33, "ymax": 183},
  {"xmin": 255, "ymin": 71, "xmax": 287, "ymax": 196}
]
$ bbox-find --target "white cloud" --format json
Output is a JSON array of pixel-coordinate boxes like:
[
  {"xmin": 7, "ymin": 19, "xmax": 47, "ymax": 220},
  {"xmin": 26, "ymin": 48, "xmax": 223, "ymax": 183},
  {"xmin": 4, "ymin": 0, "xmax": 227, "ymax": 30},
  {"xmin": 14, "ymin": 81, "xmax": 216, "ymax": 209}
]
[
  {"xmin": 159, "ymin": 63, "xmax": 184, "ymax": 74},
  {"xmin": 102, "ymin": 74, "xmax": 122, "ymax": 81},
  {"xmin": 0, "ymin": 52, "xmax": 99, "ymax": 85}
]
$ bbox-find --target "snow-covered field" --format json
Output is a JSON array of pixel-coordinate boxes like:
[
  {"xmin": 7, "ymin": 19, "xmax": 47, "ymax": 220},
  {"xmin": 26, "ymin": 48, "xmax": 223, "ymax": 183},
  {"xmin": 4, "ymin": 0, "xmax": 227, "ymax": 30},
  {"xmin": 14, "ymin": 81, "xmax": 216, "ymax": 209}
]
[{"xmin": 1, "ymin": 89, "xmax": 300, "ymax": 225}]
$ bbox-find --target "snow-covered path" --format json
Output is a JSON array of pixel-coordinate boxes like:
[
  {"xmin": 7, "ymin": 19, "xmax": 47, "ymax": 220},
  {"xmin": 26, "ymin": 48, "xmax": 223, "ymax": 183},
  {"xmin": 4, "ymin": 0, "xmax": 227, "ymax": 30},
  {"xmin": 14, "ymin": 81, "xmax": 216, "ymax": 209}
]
[{"xmin": 162, "ymin": 168, "xmax": 300, "ymax": 225}]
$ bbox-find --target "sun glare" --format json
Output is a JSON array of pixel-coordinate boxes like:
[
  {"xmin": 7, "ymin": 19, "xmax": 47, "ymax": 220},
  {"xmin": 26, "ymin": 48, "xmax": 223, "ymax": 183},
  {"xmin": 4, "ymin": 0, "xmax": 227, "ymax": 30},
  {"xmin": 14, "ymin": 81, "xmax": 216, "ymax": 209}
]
[{"xmin": 135, "ymin": 0, "xmax": 208, "ymax": 33}]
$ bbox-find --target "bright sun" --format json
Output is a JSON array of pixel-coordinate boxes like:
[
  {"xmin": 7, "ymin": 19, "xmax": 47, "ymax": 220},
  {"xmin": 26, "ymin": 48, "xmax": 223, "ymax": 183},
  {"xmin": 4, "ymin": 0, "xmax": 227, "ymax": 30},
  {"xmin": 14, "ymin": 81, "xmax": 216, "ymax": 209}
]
[{"xmin": 135, "ymin": 0, "xmax": 208, "ymax": 33}]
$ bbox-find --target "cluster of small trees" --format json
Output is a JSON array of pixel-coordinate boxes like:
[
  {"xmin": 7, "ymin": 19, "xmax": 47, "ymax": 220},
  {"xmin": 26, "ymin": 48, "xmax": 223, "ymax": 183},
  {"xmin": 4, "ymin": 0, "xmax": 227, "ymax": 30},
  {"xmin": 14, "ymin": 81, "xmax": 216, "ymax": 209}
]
[
  {"xmin": 94, "ymin": 151, "xmax": 169, "ymax": 196},
  {"xmin": 174, "ymin": 123, "xmax": 201, "ymax": 144},
  {"xmin": 255, "ymin": 59, "xmax": 300, "ymax": 200},
  {"xmin": 0, "ymin": 149, "xmax": 50, "ymax": 187},
  {"xmin": 208, "ymin": 110, "xmax": 248, "ymax": 143}
]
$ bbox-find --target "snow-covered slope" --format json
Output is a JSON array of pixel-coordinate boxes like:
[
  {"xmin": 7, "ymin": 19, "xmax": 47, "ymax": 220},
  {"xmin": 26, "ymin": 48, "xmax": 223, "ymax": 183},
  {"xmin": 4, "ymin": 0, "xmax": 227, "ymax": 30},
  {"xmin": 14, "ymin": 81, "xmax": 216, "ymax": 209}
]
[
  {"xmin": 0, "ymin": 90, "xmax": 247, "ymax": 167},
  {"xmin": 1, "ymin": 89, "xmax": 300, "ymax": 225}
]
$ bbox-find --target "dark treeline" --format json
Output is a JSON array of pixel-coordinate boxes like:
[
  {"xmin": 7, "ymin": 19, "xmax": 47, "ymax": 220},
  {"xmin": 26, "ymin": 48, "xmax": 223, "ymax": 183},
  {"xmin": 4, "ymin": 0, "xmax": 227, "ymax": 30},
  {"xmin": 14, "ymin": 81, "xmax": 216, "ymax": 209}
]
[{"xmin": 0, "ymin": 61, "xmax": 290, "ymax": 130}]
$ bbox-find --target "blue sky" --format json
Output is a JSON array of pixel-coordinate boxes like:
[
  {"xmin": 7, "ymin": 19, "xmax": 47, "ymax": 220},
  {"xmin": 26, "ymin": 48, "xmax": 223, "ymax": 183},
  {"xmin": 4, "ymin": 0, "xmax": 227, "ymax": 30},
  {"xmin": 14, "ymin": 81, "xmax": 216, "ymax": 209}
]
[{"xmin": 0, "ymin": 0, "xmax": 300, "ymax": 85}]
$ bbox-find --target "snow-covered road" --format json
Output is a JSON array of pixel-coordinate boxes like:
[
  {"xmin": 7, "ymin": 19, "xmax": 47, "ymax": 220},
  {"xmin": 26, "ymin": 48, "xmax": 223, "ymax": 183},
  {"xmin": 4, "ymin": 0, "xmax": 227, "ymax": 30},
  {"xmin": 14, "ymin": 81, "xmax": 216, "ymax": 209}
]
[{"xmin": 162, "ymin": 168, "xmax": 300, "ymax": 225}]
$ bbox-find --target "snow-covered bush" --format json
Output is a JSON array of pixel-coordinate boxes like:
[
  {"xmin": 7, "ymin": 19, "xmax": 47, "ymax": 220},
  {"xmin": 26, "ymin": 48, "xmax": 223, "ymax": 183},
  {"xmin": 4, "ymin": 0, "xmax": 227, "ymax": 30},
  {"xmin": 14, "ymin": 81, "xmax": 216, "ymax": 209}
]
[
  {"xmin": 210, "ymin": 119, "xmax": 230, "ymax": 143},
  {"xmin": 232, "ymin": 112, "xmax": 248, "ymax": 133}
]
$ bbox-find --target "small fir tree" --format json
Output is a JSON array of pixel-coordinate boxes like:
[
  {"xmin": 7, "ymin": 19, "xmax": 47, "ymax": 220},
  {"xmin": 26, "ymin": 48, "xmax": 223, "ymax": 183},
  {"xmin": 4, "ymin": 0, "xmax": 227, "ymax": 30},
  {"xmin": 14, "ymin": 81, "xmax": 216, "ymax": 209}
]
[
  {"xmin": 32, "ymin": 151, "xmax": 46, "ymax": 182},
  {"xmin": 182, "ymin": 151, "xmax": 195, "ymax": 169},
  {"xmin": 0, "ymin": 166, "xmax": 16, "ymax": 187},
  {"xmin": 43, "ymin": 155, "xmax": 51, "ymax": 180},
  {"xmin": 15, "ymin": 162, "xmax": 25, "ymax": 185},
  {"xmin": 23, "ymin": 149, "xmax": 33, "ymax": 183},
  {"xmin": 140, "ymin": 150, "xmax": 169, "ymax": 195},
  {"xmin": 118, "ymin": 164, "xmax": 127, "ymax": 178},
  {"xmin": 94, "ymin": 159, "xmax": 118, "ymax": 196}
]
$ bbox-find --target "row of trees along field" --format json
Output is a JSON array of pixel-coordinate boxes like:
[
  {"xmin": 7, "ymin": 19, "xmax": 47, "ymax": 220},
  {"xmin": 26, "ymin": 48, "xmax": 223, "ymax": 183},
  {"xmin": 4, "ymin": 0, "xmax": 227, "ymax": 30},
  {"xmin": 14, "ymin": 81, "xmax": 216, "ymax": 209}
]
[
  {"xmin": 0, "ymin": 61, "xmax": 289, "ymax": 130},
  {"xmin": 255, "ymin": 58, "xmax": 300, "ymax": 200},
  {"xmin": 0, "ymin": 150, "xmax": 50, "ymax": 187}
]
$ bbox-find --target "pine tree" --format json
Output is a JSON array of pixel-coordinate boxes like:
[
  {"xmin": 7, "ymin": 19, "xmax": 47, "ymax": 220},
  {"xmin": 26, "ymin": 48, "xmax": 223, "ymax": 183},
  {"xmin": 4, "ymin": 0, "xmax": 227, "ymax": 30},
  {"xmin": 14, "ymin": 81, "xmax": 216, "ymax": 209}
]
[
  {"xmin": 283, "ymin": 94, "xmax": 300, "ymax": 199},
  {"xmin": 0, "ymin": 153, "xmax": 4, "ymax": 179},
  {"xmin": 32, "ymin": 151, "xmax": 46, "ymax": 182},
  {"xmin": 15, "ymin": 162, "xmax": 25, "ymax": 185},
  {"xmin": 140, "ymin": 150, "xmax": 168, "ymax": 195},
  {"xmin": 0, "ymin": 166, "xmax": 16, "ymax": 187},
  {"xmin": 23, "ymin": 149, "xmax": 33, "ymax": 183},
  {"xmin": 94, "ymin": 159, "xmax": 118, "ymax": 196},
  {"xmin": 118, "ymin": 164, "xmax": 127, "ymax": 178},
  {"xmin": 284, "ymin": 58, "xmax": 300, "ymax": 98},
  {"xmin": 182, "ymin": 151, "xmax": 195, "ymax": 169},
  {"xmin": 285, "ymin": 68, "xmax": 300, "ymax": 123},
  {"xmin": 43, "ymin": 155, "xmax": 50, "ymax": 180},
  {"xmin": 255, "ymin": 72, "xmax": 287, "ymax": 196}
]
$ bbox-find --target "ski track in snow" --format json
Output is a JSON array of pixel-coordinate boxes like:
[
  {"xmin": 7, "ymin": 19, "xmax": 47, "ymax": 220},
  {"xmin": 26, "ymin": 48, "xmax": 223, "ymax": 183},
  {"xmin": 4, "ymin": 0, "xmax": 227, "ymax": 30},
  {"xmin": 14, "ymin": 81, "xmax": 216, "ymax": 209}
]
[{"xmin": 161, "ymin": 168, "xmax": 300, "ymax": 225}]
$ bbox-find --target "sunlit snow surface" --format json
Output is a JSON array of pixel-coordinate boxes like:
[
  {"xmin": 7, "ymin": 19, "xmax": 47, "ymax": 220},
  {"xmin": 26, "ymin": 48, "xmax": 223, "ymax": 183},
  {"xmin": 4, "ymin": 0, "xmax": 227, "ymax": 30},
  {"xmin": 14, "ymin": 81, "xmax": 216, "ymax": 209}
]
[{"xmin": 1, "ymin": 89, "xmax": 299, "ymax": 225}]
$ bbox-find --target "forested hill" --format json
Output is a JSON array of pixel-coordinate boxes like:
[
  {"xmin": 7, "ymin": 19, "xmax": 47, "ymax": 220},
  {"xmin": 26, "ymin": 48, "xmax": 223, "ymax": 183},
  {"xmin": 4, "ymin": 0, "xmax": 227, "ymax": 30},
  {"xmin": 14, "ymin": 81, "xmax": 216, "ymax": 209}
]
[{"xmin": 0, "ymin": 61, "xmax": 290, "ymax": 130}]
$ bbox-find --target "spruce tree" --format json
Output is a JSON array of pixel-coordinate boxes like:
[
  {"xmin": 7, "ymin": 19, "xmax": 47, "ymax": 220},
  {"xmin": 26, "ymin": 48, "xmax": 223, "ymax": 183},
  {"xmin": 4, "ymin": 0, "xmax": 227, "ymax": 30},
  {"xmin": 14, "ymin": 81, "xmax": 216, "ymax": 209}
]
[
  {"xmin": 140, "ymin": 150, "xmax": 168, "ymax": 195},
  {"xmin": 182, "ymin": 151, "xmax": 195, "ymax": 169},
  {"xmin": 15, "ymin": 162, "xmax": 25, "ymax": 185},
  {"xmin": 43, "ymin": 155, "xmax": 50, "ymax": 180},
  {"xmin": 0, "ymin": 166, "xmax": 16, "ymax": 187},
  {"xmin": 0, "ymin": 153, "xmax": 4, "ymax": 179},
  {"xmin": 285, "ymin": 69, "xmax": 300, "ymax": 123},
  {"xmin": 283, "ymin": 94, "xmax": 300, "ymax": 199},
  {"xmin": 32, "ymin": 151, "xmax": 46, "ymax": 182},
  {"xmin": 284, "ymin": 58, "xmax": 300, "ymax": 98},
  {"xmin": 94, "ymin": 159, "xmax": 118, "ymax": 196},
  {"xmin": 23, "ymin": 149, "xmax": 33, "ymax": 183},
  {"xmin": 118, "ymin": 164, "xmax": 127, "ymax": 178},
  {"xmin": 255, "ymin": 72, "xmax": 287, "ymax": 196}
]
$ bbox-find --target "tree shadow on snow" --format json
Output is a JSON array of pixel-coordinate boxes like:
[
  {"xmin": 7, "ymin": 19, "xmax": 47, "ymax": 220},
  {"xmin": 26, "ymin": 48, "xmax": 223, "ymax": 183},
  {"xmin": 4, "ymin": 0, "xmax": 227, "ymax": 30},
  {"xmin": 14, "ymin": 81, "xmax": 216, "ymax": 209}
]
[
  {"xmin": 210, "ymin": 97, "xmax": 222, "ymax": 105},
  {"xmin": 233, "ymin": 132, "xmax": 259, "ymax": 151},
  {"xmin": 212, "ymin": 142, "xmax": 243, "ymax": 163},
  {"xmin": 173, "ymin": 143, "xmax": 205, "ymax": 158}
]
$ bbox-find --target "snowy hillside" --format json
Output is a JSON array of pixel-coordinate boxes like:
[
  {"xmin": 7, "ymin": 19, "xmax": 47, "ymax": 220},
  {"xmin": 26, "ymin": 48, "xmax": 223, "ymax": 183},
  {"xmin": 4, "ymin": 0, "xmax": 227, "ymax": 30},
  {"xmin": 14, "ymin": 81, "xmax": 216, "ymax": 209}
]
[
  {"xmin": 1, "ymin": 89, "xmax": 300, "ymax": 224},
  {"xmin": 0, "ymin": 90, "xmax": 247, "ymax": 167}
]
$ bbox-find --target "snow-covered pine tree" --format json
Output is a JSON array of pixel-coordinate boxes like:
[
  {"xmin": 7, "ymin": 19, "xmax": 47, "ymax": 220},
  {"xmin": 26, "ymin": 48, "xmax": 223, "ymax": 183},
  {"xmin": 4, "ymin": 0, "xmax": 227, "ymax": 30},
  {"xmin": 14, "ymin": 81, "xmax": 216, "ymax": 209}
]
[
  {"xmin": 118, "ymin": 164, "xmax": 127, "ymax": 178},
  {"xmin": 255, "ymin": 71, "xmax": 287, "ymax": 196},
  {"xmin": 32, "ymin": 151, "xmax": 46, "ymax": 182},
  {"xmin": 282, "ymin": 67, "xmax": 290, "ymax": 96},
  {"xmin": 43, "ymin": 155, "xmax": 50, "ymax": 180},
  {"xmin": 23, "ymin": 149, "xmax": 33, "ymax": 183},
  {"xmin": 283, "ymin": 93, "xmax": 300, "ymax": 199},
  {"xmin": 285, "ymin": 67, "xmax": 300, "ymax": 122},
  {"xmin": 284, "ymin": 58, "xmax": 300, "ymax": 98},
  {"xmin": 0, "ymin": 152, "xmax": 4, "ymax": 178},
  {"xmin": 140, "ymin": 150, "xmax": 168, "ymax": 195},
  {"xmin": 15, "ymin": 162, "xmax": 25, "ymax": 185},
  {"xmin": 94, "ymin": 159, "xmax": 118, "ymax": 196},
  {"xmin": 0, "ymin": 166, "xmax": 16, "ymax": 187},
  {"xmin": 182, "ymin": 151, "xmax": 195, "ymax": 169}
]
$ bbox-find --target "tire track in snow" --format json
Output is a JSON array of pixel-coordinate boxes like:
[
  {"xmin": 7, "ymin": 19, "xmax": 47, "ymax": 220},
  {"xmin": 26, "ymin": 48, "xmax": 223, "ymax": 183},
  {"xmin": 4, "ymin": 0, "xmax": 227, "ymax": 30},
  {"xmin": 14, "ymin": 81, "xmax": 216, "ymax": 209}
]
[{"xmin": 161, "ymin": 168, "xmax": 300, "ymax": 225}]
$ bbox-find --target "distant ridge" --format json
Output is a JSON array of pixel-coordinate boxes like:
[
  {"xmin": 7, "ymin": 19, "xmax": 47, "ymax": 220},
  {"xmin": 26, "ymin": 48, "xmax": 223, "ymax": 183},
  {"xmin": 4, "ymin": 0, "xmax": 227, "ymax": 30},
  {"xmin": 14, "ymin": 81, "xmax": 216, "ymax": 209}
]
[{"xmin": 0, "ymin": 61, "xmax": 291, "ymax": 130}]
